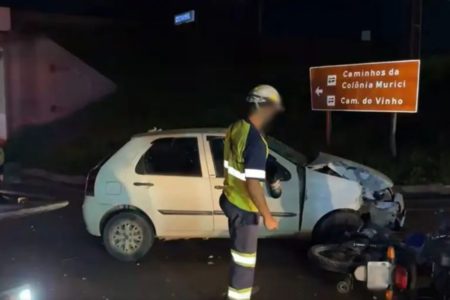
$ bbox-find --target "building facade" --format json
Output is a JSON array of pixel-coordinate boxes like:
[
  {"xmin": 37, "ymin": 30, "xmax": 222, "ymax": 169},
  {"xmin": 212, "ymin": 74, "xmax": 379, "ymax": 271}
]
[{"xmin": 0, "ymin": 7, "xmax": 116, "ymax": 141}]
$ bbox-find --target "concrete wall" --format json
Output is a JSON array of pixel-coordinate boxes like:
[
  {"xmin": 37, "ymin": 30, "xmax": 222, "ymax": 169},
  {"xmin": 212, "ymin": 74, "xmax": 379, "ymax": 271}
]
[{"xmin": 3, "ymin": 35, "xmax": 116, "ymax": 137}]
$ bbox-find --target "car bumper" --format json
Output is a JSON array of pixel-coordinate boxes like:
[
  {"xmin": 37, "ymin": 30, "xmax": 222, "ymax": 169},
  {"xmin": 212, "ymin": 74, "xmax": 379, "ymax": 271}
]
[
  {"xmin": 82, "ymin": 196, "xmax": 112, "ymax": 237},
  {"xmin": 368, "ymin": 192, "xmax": 406, "ymax": 229}
]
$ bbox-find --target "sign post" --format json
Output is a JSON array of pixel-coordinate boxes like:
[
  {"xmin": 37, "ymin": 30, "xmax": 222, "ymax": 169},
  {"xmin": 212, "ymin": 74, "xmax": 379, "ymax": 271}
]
[
  {"xmin": 390, "ymin": 113, "xmax": 398, "ymax": 157},
  {"xmin": 309, "ymin": 60, "xmax": 420, "ymax": 149},
  {"xmin": 326, "ymin": 111, "xmax": 332, "ymax": 147}
]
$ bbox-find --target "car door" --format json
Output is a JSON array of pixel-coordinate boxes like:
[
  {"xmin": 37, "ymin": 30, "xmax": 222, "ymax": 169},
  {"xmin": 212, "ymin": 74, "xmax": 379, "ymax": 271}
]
[
  {"xmin": 133, "ymin": 134, "xmax": 213, "ymax": 237},
  {"xmin": 203, "ymin": 135, "xmax": 300, "ymax": 237}
]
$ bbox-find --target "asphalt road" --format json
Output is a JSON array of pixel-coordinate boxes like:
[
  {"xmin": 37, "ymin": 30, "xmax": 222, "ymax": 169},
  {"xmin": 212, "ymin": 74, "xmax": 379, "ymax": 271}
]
[{"xmin": 0, "ymin": 186, "xmax": 449, "ymax": 300}]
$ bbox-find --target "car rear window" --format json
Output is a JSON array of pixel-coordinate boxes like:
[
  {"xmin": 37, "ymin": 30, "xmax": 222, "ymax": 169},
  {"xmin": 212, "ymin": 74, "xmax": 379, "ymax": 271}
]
[{"xmin": 136, "ymin": 137, "xmax": 202, "ymax": 176}]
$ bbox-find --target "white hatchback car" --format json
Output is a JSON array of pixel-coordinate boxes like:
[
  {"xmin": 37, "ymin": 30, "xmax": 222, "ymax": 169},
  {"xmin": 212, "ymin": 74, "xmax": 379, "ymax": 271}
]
[{"xmin": 82, "ymin": 128, "xmax": 405, "ymax": 261}]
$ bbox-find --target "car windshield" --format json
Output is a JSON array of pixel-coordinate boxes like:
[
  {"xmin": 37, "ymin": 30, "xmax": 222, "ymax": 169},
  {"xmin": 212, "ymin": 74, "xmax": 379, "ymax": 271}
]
[{"xmin": 267, "ymin": 136, "xmax": 308, "ymax": 166}]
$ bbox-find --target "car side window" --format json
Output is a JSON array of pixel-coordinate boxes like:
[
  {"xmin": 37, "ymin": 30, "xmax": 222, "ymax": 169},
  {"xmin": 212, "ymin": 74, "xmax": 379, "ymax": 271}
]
[
  {"xmin": 208, "ymin": 136, "xmax": 225, "ymax": 178},
  {"xmin": 207, "ymin": 136, "xmax": 291, "ymax": 181},
  {"xmin": 136, "ymin": 137, "xmax": 202, "ymax": 176}
]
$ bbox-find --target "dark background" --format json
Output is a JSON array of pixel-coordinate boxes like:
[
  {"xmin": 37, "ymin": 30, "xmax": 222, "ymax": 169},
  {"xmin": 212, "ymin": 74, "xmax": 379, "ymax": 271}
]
[{"xmin": 2, "ymin": 0, "xmax": 450, "ymax": 184}]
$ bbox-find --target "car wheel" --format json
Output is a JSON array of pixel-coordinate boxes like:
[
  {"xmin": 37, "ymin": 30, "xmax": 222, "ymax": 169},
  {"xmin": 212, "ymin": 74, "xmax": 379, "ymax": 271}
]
[
  {"xmin": 312, "ymin": 210, "xmax": 363, "ymax": 244},
  {"xmin": 103, "ymin": 211, "xmax": 154, "ymax": 262}
]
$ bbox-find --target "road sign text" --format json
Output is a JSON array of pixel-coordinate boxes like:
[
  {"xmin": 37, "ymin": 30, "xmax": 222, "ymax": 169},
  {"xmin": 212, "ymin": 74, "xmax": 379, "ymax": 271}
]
[{"xmin": 310, "ymin": 60, "xmax": 420, "ymax": 113}]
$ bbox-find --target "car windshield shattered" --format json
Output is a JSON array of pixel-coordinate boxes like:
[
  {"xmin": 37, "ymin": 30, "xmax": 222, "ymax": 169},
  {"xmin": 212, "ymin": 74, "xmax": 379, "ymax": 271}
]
[{"xmin": 267, "ymin": 136, "xmax": 308, "ymax": 166}]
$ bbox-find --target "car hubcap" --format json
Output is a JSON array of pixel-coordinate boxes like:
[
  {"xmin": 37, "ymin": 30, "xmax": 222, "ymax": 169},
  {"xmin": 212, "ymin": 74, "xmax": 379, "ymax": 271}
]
[{"xmin": 111, "ymin": 221, "xmax": 144, "ymax": 254}]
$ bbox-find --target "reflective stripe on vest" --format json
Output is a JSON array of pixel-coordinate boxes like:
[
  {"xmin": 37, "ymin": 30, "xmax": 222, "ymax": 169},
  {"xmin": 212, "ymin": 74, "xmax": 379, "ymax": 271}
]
[{"xmin": 224, "ymin": 160, "xmax": 246, "ymax": 181}]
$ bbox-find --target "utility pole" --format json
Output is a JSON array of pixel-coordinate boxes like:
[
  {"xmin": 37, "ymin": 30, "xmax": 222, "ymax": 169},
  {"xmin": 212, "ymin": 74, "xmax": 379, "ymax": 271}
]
[
  {"xmin": 410, "ymin": 0, "xmax": 423, "ymax": 58},
  {"xmin": 257, "ymin": 0, "xmax": 264, "ymax": 37},
  {"xmin": 390, "ymin": 0, "xmax": 422, "ymax": 158}
]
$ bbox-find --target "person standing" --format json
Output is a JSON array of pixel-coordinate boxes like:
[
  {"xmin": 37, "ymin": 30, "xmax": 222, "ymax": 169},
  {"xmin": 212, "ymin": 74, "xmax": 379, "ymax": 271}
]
[{"xmin": 220, "ymin": 84, "xmax": 284, "ymax": 300}]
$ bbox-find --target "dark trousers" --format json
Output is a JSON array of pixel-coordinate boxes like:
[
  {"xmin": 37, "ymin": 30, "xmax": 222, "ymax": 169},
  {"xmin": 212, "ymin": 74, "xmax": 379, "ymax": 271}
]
[{"xmin": 220, "ymin": 194, "xmax": 259, "ymax": 300}]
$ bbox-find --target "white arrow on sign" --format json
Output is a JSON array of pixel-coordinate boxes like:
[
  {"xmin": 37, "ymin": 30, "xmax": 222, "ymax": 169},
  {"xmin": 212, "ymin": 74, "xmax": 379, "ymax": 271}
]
[{"xmin": 315, "ymin": 86, "xmax": 323, "ymax": 96}]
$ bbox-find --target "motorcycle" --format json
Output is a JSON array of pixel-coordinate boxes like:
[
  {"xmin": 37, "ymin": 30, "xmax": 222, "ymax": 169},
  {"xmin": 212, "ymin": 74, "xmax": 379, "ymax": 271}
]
[
  {"xmin": 309, "ymin": 210, "xmax": 450, "ymax": 299},
  {"xmin": 352, "ymin": 245, "xmax": 414, "ymax": 300},
  {"xmin": 405, "ymin": 210, "xmax": 450, "ymax": 300},
  {"xmin": 308, "ymin": 224, "xmax": 415, "ymax": 296}
]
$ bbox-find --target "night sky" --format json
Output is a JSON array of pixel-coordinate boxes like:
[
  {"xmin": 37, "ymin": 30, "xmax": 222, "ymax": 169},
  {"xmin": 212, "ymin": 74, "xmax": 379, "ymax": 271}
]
[{"xmin": 1, "ymin": 0, "xmax": 448, "ymax": 55}]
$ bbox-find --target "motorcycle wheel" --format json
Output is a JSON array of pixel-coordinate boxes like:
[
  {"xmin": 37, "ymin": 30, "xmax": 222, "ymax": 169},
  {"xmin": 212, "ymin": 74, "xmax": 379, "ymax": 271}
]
[{"xmin": 308, "ymin": 244, "xmax": 365, "ymax": 273}]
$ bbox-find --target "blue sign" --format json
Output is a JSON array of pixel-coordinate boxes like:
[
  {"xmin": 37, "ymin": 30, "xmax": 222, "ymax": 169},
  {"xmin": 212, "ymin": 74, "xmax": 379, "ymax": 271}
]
[{"xmin": 174, "ymin": 10, "xmax": 195, "ymax": 25}]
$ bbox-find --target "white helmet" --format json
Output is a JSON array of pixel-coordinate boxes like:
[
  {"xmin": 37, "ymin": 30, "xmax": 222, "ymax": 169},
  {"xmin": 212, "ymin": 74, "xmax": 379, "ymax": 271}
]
[{"xmin": 246, "ymin": 84, "xmax": 284, "ymax": 111}]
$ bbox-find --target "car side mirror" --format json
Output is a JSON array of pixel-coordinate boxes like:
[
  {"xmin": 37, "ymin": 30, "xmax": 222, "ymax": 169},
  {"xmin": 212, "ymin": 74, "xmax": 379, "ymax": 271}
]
[
  {"xmin": 266, "ymin": 156, "xmax": 290, "ymax": 198},
  {"xmin": 266, "ymin": 156, "xmax": 291, "ymax": 182},
  {"xmin": 266, "ymin": 179, "xmax": 282, "ymax": 198}
]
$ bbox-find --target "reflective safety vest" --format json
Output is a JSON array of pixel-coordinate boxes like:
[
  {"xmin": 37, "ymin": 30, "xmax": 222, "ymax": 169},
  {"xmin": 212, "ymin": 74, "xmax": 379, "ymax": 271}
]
[{"xmin": 223, "ymin": 119, "xmax": 268, "ymax": 213}]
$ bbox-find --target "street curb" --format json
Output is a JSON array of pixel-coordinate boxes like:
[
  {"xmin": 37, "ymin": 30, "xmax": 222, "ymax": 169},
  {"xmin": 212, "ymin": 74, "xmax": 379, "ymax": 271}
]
[
  {"xmin": 0, "ymin": 200, "xmax": 69, "ymax": 220},
  {"xmin": 21, "ymin": 169, "xmax": 85, "ymax": 186},
  {"xmin": 397, "ymin": 184, "xmax": 450, "ymax": 198}
]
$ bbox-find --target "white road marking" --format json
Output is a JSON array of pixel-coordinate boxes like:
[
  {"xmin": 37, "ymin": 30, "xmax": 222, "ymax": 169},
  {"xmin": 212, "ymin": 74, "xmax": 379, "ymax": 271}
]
[{"xmin": 0, "ymin": 201, "xmax": 69, "ymax": 220}]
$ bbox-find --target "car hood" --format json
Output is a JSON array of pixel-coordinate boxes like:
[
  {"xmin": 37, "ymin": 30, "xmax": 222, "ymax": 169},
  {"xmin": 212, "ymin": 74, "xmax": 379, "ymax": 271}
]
[{"xmin": 308, "ymin": 152, "xmax": 394, "ymax": 192}]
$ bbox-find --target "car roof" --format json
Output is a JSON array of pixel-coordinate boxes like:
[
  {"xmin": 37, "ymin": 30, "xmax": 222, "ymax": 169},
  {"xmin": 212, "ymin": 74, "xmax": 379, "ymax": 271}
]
[{"xmin": 132, "ymin": 128, "xmax": 227, "ymax": 138}]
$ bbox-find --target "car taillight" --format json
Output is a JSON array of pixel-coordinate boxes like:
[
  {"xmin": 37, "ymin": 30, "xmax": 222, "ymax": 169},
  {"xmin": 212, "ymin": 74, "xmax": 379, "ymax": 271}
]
[
  {"xmin": 85, "ymin": 164, "xmax": 103, "ymax": 196},
  {"xmin": 387, "ymin": 246, "xmax": 396, "ymax": 263},
  {"xmin": 394, "ymin": 266, "xmax": 408, "ymax": 290},
  {"xmin": 85, "ymin": 154, "xmax": 113, "ymax": 196}
]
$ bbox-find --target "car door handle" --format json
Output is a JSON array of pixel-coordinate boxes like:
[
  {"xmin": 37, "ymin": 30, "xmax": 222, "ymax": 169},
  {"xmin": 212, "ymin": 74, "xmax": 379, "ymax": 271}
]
[
  {"xmin": 134, "ymin": 182, "xmax": 154, "ymax": 187},
  {"xmin": 214, "ymin": 185, "xmax": 224, "ymax": 190}
]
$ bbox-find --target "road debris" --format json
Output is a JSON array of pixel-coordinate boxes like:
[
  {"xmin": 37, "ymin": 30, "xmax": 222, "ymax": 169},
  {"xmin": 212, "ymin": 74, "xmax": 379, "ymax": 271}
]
[{"xmin": 17, "ymin": 197, "xmax": 28, "ymax": 204}]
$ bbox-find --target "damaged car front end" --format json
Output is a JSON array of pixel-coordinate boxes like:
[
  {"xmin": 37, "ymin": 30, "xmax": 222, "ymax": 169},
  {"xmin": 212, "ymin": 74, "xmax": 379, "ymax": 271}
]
[{"xmin": 309, "ymin": 153, "xmax": 406, "ymax": 229}]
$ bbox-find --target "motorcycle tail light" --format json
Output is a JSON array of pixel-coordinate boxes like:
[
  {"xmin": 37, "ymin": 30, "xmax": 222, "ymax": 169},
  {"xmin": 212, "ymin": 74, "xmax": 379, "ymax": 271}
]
[
  {"xmin": 394, "ymin": 266, "xmax": 408, "ymax": 290},
  {"xmin": 387, "ymin": 246, "xmax": 396, "ymax": 262},
  {"xmin": 385, "ymin": 289, "xmax": 394, "ymax": 300}
]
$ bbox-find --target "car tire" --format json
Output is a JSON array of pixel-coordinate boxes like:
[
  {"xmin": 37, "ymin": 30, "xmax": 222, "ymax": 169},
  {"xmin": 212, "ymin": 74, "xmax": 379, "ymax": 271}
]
[
  {"xmin": 103, "ymin": 211, "xmax": 154, "ymax": 262},
  {"xmin": 312, "ymin": 210, "xmax": 363, "ymax": 244}
]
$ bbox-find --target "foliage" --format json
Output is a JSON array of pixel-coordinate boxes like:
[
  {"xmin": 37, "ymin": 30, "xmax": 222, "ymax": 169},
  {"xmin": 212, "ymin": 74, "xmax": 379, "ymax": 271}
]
[{"xmin": 5, "ymin": 44, "xmax": 450, "ymax": 184}]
